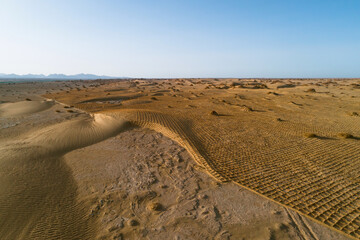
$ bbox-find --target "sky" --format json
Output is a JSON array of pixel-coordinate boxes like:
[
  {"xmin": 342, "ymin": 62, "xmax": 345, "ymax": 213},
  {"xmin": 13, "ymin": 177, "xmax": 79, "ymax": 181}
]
[{"xmin": 0, "ymin": 0, "xmax": 360, "ymax": 78}]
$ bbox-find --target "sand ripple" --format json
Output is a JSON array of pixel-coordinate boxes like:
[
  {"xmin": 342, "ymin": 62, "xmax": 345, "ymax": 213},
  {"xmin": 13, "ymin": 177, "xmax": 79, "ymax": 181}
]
[
  {"xmin": 0, "ymin": 113, "xmax": 130, "ymax": 239},
  {"xmin": 0, "ymin": 100, "xmax": 55, "ymax": 117}
]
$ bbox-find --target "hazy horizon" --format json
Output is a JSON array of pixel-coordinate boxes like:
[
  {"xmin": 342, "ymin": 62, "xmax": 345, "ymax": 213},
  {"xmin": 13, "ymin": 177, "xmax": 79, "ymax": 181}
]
[{"xmin": 1, "ymin": 0, "xmax": 360, "ymax": 78}]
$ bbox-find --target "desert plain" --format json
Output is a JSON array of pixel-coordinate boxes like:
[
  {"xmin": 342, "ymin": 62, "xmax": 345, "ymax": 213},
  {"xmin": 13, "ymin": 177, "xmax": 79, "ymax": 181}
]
[{"xmin": 0, "ymin": 78, "xmax": 359, "ymax": 240}]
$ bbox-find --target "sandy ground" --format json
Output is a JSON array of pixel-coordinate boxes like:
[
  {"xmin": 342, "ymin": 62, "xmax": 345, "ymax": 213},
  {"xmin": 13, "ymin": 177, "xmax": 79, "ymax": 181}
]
[
  {"xmin": 0, "ymin": 79, "xmax": 357, "ymax": 239},
  {"xmin": 65, "ymin": 127, "xmax": 351, "ymax": 240},
  {"xmin": 44, "ymin": 78, "xmax": 359, "ymax": 238}
]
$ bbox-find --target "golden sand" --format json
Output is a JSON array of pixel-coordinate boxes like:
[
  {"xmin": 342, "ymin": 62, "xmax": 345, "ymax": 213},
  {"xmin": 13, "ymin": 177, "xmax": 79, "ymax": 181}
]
[
  {"xmin": 0, "ymin": 100, "xmax": 54, "ymax": 117},
  {"xmin": 43, "ymin": 78, "xmax": 360, "ymax": 239}
]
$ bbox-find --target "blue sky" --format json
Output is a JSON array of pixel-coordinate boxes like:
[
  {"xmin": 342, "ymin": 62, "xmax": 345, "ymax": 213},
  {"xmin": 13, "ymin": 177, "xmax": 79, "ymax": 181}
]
[{"xmin": 1, "ymin": 0, "xmax": 360, "ymax": 77}]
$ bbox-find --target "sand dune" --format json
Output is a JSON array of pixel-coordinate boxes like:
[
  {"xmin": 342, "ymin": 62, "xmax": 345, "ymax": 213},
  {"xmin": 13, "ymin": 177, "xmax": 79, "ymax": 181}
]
[
  {"xmin": 0, "ymin": 112, "xmax": 130, "ymax": 239},
  {"xmin": 24, "ymin": 113, "xmax": 129, "ymax": 154},
  {"xmin": 1, "ymin": 113, "xmax": 129, "ymax": 159},
  {"xmin": 44, "ymin": 78, "xmax": 360, "ymax": 239},
  {"xmin": 0, "ymin": 100, "xmax": 55, "ymax": 117},
  {"xmin": 0, "ymin": 79, "xmax": 358, "ymax": 239}
]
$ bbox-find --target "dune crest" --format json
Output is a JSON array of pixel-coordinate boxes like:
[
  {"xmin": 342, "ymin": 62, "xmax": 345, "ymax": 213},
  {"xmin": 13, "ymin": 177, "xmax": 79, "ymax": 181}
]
[
  {"xmin": 43, "ymin": 78, "xmax": 359, "ymax": 239},
  {"xmin": 0, "ymin": 113, "xmax": 131, "ymax": 239},
  {"xmin": 2, "ymin": 113, "xmax": 130, "ymax": 158},
  {"xmin": 0, "ymin": 100, "xmax": 55, "ymax": 117},
  {"xmin": 1, "ymin": 78, "xmax": 358, "ymax": 239}
]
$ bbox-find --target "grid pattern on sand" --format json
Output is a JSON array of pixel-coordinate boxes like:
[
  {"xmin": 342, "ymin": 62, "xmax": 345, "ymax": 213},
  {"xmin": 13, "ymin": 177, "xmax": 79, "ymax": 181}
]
[
  {"xmin": 45, "ymin": 79, "xmax": 360, "ymax": 239},
  {"xmin": 112, "ymin": 109, "xmax": 360, "ymax": 239}
]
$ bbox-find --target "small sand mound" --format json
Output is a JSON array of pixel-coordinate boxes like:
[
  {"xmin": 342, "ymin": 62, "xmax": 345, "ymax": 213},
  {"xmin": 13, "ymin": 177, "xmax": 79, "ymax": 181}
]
[
  {"xmin": 338, "ymin": 133, "xmax": 354, "ymax": 139},
  {"xmin": 210, "ymin": 111, "xmax": 219, "ymax": 116},
  {"xmin": 239, "ymin": 105, "xmax": 253, "ymax": 112},
  {"xmin": 306, "ymin": 88, "xmax": 316, "ymax": 93},
  {"xmin": 147, "ymin": 202, "xmax": 163, "ymax": 212},
  {"xmin": 0, "ymin": 100, "xmax": 55, "ymax": 117},
  {"xmin": 304, "ymin": 133, "xmax": 317, "ymax": 138},
  {"xmin": 349, "ymin": 112, "xmax": 359, "ymax": 117}
]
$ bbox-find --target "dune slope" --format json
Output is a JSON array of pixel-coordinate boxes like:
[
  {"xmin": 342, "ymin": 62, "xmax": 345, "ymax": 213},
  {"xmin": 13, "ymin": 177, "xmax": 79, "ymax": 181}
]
[
  {"xmin": 45, "ymin": 78, "xmax": 360, "ymax": 239},
  {"xmin": 0, "ymin": 105, "xmax": 130, "ymax": 239}
]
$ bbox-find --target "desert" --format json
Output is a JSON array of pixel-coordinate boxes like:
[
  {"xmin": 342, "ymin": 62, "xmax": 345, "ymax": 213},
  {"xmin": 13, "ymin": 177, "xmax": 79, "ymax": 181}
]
[
  {"xmin": 0, "ymin": 78, "xmax": 359, "ymax": 239},
  {"xmin": 2, "ymin": 1, "xmax": 360, "ymax": 239}
]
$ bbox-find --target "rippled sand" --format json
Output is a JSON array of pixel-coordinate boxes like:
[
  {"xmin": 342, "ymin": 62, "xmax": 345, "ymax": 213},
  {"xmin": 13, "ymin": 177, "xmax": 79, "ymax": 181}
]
[{"xmin": 0, "ymin": 79, "xmax": 358, "ymax": 239}]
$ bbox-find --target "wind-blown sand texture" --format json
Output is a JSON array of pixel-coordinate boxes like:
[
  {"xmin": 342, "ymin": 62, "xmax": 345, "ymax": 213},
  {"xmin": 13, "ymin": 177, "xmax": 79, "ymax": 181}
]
[
  {"xmin": 0, "ymin": 79, "xmax": 358, "ymax": 239},
  {"xmin": 64, "ymin": 127, "xmax": 350, "ymax": 240},
  {"xmin": 41, "ymin": 78, "xmax": 360, "ymax": 239},
  {"xmin": 0, "ymin": 100, "xmax": 54, "ymax": 117}
]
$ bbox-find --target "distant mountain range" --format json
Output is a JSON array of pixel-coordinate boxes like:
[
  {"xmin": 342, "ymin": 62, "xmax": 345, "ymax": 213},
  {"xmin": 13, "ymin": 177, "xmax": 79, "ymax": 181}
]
[{"xmin": 0, "ymin": 73, "xmax": 122, "ymax": 80}]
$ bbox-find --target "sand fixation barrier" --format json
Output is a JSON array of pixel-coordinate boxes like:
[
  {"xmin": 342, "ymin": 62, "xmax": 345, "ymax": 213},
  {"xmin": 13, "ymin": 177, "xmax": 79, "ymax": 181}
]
[
  {"xmin": 102, "ymin": 109, "xmax": 360, "ymax": 240},
  {"xmin": 43, "ymin": 78, "xmax": 360, "ymax": 239}
]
